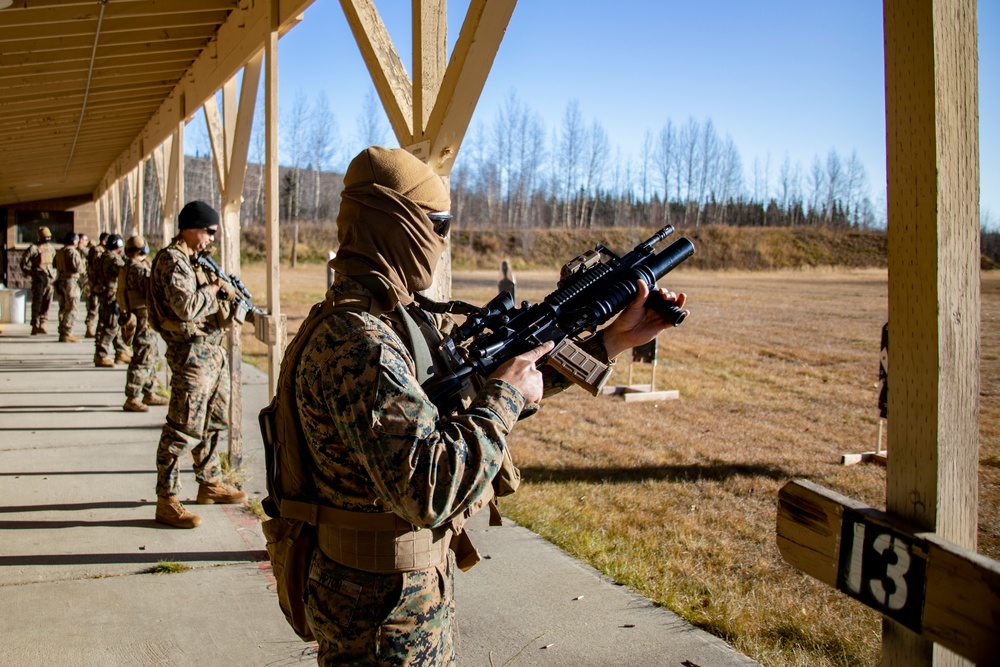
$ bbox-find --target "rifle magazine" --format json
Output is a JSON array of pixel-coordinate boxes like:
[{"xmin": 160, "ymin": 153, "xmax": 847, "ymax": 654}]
[{"xmin": 547, "ymin": 338, "xmax": 613, "ymax": 396}]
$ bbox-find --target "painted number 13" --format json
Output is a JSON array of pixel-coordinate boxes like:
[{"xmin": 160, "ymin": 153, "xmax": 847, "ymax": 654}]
[{"xmin": 844, "ymin": 521, "xmax": 911, "ymax": 610}]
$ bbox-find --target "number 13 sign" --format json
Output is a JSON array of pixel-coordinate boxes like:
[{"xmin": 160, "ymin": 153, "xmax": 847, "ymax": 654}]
[
  {"xmin": 837, "ymin": 509, "xmax": 928, "ymax": 631},
  {"xmin": 777, "ymin": 479, "xmax": 1000, "ymax": 665}
]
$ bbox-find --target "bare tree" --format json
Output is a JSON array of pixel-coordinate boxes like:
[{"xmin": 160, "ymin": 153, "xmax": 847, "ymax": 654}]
[
  {"xmin": 580, "ymin": 120, "xmax": 610, "ymax": 227},
  {"xmin": 556, "ymin": 100, "xmax": 584, "ymax": 227},
  {"xmin": 355, "ymin": 87, "xmax": 390, "ymax": 148},
  {"xmin": 517, "ymin": 108, "xmax": 546, "ymax": 228},
  {"xmin": 695, "ymin": 119, "xmax": 720, "ymax": 225},
  {"xmin": 809, "ymin": 156, "xmax": 826, "ymax": 220},
  {"xmin": 249, "ymin": 92, "xmax": 266, "ymax": 225},
  {"xmin": 714, "ymin": 136, "xmax": 743, "ymax": 223},
  {"xmin": 678, "ymin": 117, "xmax": 700, "ymax": 224},
  {"xmin": 655, "ymin": 120, "xmax": 676, "ymax": 219},
  {"xmin": 843, "ymin": 150, "xmax": 869, "ymax": 226},
  {"xmin": 284, "ymin": 90, "xmax": 309, "ymax": 266},
  {"xmin": 309, "ymin": 91, "xmax": 340, "ymax": 224},
  {"xmin": 825, "ymin": 148, "xmax": 844, "ymax": 224}
]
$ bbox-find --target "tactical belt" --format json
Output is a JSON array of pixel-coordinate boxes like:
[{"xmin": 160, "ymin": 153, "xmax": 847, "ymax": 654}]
[{"xmin": 280, "ymin": 499, "xmax": 451, "ymax": 573}]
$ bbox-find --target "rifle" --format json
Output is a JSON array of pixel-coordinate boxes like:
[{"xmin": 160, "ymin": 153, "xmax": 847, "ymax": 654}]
[
  {"xmin": 194, "ymin": 252, "xmax": 262, "ymax": 325},
  {"xmin": 422, "ymin": 225, "xmax": 695, "ymax": 411}
]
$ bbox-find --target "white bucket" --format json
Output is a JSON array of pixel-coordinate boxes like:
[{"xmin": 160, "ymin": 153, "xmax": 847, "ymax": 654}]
[
  {"xmin": 0, "ymin": 288, "xmax": 27, "ymax": 324},
  {"xmin": 11, "ymin": 289, "xmax": 26, "ymax": 324}
]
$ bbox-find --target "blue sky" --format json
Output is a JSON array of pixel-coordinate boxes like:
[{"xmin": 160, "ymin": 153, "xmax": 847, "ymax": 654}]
[{"xmin": 188, "ymin": 1, "xmax": 998, "ymax": 225}]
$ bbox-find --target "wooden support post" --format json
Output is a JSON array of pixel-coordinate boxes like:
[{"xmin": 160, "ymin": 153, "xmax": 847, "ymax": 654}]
[
  {"xmin": 133, "ymin": 162, "xmax": 144, "ymax": 238},
  {"xmin": 203, "ymin": 53, "xmax": 262, "ymax": 472},
  {"xmin": 883, "ymin": 1, "xmax": 979, "ymax": 664},
  {"xmin": 264, "ymin": 0, "xmax": 284, "ymax": 399}
]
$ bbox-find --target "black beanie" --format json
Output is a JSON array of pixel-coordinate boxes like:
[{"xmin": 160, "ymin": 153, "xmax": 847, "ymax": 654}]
[{"xmin": 179, "ymin": 201, "xmax": 219, "ymax": 230}]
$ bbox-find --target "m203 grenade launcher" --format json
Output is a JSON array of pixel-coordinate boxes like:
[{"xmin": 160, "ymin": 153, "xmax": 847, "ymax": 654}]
[{"xmin": 422, "ymin": 225, "xmax": 695, "ymax": 411}]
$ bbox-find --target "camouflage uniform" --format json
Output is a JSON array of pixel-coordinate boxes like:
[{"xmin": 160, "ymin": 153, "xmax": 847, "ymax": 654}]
[
  {"xmin": 21, "ymin": 240, "xmax": 56, "ymax": 330},
  {"xmin": 84, "ymin": 244, "xmax": 104, "ymax": 336},
  {"xmin": 122, "ymin": 255, "xmax": 162, "ymax": 400},
  {"xmin": 94, "ymin": 250, "xmax": 129, "ymax": 361},
  {"xmin": 149, "ymin": 238, "xmax": 229, "ymax": 498},
  {"xmin": 297, "ymin": 276, "xmax": 525, "ymax": 666},
  {"xmin": 54, "ymin": 244, "xmax": 85, "ymax": 337}
]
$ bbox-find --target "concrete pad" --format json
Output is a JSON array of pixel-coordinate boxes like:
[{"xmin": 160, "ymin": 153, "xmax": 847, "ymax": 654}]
[{"xmin": 0, "ymin": 321, "xmax": 759, "ymax": 666}]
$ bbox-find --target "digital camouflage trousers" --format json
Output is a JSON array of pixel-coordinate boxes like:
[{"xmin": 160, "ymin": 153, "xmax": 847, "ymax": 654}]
[
  {"xmin": 125, "ymin": 315, "xmax": 161, "ymax": 398},
  {"xmin": 155, "ymin": 339, "xmax": 229, "ymax": 497},
  {"xmin": 305, "ymin": 547, "xmax": 457, "ymax": 667}
]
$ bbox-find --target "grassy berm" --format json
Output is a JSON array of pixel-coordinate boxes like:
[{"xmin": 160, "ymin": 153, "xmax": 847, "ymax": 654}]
[{"xmin": 238, "ymin": 226, "xmax": 997, "ymax": 667}]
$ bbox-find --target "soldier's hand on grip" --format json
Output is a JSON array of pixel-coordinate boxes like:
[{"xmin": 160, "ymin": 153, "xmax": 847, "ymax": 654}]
[{"xmin": 490, "ymin": 340, "xmax": 554, "ymax": 405}]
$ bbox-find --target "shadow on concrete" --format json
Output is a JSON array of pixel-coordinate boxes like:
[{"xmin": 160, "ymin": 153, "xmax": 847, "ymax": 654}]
[
  {"xmin": 0, "ymin": 470, "xmax": 183, "ymax": 476},
  {"xmin": 0, "ymin": 500, "xmax": 155, "ymax": 513},
  {"xmin": 0, "ymin": 405, "xmax": 122, "ymax": 412},
  {"xmin": 1, "ymin": 425, "xmax": 161, "ymax": 432},
  {"xmin": 0, "ymin": 367, "xmax": 121, "ymax": 373},
  {"xmin": 0, "ymin": 550, "xmax": 269, "ymax": 566},
  {"xmin": 0, "ymin": 390, "xmax": 121, "ymax": 395},
  {"xmin": 519, "ymin": 461, "xmax": 788, "ymax": 484}
]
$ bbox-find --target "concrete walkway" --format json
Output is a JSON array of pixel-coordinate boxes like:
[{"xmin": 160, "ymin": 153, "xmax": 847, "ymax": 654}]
[{"xmin": 0, "ymin": 320, "xmax": 759, "ymax": 667}]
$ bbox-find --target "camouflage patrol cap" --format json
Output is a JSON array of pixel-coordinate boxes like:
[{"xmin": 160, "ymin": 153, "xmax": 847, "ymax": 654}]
[
  {"xmin": 125, "ymin": 235, "xmax": 148, "ymax": 255},
  {"xmin": 38, "ymin": 226, "xmax": 51, "ymax": 241}
]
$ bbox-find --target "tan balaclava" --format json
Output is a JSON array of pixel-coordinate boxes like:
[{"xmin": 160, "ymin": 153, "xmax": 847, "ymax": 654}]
[{"xmin": 329, "ymin": 147, "xmax": 450, "ymax": 307}]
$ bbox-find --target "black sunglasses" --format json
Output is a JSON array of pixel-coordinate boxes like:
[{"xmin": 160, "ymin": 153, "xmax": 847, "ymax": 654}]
[
  {"xmin": 206, "ymin": 227, "xmax": 218, "ymax": 237},
  {"xmin": 427, "ymin": 213, "xmax": 453, "ymax": 237}
]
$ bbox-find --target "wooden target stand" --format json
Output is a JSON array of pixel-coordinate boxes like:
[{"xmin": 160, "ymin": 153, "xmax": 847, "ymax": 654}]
[
  {"xmin": 842, "ymin": 321, "xmax": 889, "ymax": 466},
  {"xmin": 600, "ymin": 339, "xmax": 679, "ymax": 403}
]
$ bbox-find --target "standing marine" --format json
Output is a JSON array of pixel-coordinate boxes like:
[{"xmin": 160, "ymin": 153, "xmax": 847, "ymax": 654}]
[
  {"xmin": 148, "ymin": 200, "xmax": 248, "ymax": 528},
  {"xmin": 285, "ymin": 146, "xmax": 688, "ymax": 664},
  {"xmin": 84, "ymin": 232, "xmax": 108, "ymax": 338},
  {"xmin": 120, "ymin": 235, "xmax": 168, "ymax": 413},
  {"xmin": 53, "ymin": 231, "xmax": 86, "ymax": 342},
  {"xmin": 92, "ymin": 234, "xmax": 132, "ymax": 368},
  {"xmin": 20, "ymin": 226, "xmax": 56, "ymax": 335}
]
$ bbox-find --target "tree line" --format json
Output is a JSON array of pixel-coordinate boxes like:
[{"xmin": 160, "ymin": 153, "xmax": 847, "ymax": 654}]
[{"xmin": 133, "ymin": 88, "xmax": 883, "ymax": 237}]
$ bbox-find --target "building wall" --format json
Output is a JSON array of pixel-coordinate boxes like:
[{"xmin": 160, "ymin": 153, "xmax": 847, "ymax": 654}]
[{"xmin": 2, "ymin": 196, "xmax": 98, "ymax": 288}]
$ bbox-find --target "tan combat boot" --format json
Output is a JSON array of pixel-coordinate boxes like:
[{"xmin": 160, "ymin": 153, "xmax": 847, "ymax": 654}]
[
  {"xmin": 85, "ymin": 327, "xmax": 96, "ymax": 338},
  {"xmin": 197, "ymin": 481, "xmax": 247, "ymax": 505},
  {"xmin": 94, "ymin": 356, "xmax": 115, "ymax": 368},
  {"xmin": 142, "ymin": 391, "xmax": 169, "ymax": 406},
  {"xmin": 115, "ymin": 351, "xmax": 132, "ymax": 365},
  {"xmin": 155, "ymin": 496, "xmax": 202, "ymax": 528},
  {"xmin": 31, "ymin": 326, "xmax": 43, "ymax": 335},
  {"xmin": 122, "ymin": 397, "xmax": 148, "ymax": 412},
  {"xmin": 59, "ymin": 334, "xmax": 81, "ymax": 343}
]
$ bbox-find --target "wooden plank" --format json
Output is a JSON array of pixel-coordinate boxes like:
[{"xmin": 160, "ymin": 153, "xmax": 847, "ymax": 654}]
[
  {"xmin": 413, "ymin": 0, "xmax": 446, "ymax": 138},
  {"xmin": 223, "ymin": 50, "xmax": 262, "ymax": 209},
  {"xmin": 622, "ymin": 390, "xmax": 678, "ymax": 403},
  {"xmin": 777, "ymin": 480, "xmax": 999, "ymax": 664},
  {"xmin": 424, "ymin": 0, "xmax": 516, "ymax": 174},
  {"xmin": 203, "ymin": 93, "xmax": 227, "ymax": 195},
  {"xmin": 339, "ymin": 0, "xmax": 413, "ymax": 143}
]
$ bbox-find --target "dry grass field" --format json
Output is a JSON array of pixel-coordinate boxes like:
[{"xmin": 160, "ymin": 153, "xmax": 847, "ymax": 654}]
[{"xmin": 239, "ymin": 262, "xmax": 999, "ymax": 667}]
